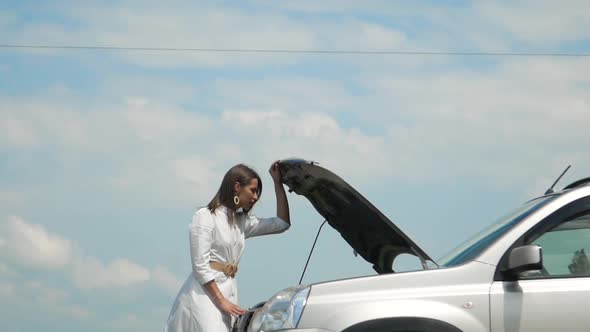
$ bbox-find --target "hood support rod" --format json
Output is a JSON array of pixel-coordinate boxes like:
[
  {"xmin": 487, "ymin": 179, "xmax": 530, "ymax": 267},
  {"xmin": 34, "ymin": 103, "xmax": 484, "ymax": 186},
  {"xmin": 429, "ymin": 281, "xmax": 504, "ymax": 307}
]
[{"xmin": 299, "ymin": 220, "xmax": 328, "ymax": 285}]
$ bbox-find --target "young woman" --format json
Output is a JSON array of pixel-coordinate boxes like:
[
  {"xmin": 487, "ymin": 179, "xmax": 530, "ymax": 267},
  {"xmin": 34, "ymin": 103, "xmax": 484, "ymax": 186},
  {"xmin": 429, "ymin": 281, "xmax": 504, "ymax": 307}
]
[{"xmin": 165, "ymin": 161, "xmax": 291, "ymax": 331}]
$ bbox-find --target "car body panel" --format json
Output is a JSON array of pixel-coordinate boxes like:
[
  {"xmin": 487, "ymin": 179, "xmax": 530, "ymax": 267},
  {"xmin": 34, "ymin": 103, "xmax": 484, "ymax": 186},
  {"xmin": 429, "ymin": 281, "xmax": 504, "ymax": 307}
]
[
  {"xmin": 298, "ymin": 261, "xmax": 494, "ymax": 331},
  {"xmin": 490, "ymin": 277, "xmax": 590, "ymax": 331}
]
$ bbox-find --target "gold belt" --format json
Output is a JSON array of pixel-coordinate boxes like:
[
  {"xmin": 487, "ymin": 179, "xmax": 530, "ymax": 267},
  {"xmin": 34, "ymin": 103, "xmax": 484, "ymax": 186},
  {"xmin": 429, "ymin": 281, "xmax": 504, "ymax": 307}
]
[{"xmin": 210, "ymin": 261, "xmax": 238, "ymax": 278}]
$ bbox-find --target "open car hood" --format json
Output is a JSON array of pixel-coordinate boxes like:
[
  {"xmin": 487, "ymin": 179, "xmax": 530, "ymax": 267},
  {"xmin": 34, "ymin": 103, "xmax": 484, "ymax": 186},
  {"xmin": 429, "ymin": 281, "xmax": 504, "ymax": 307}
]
[{"xmin": 279, "ymin": 159, "xmax": 436, "ymax": 273}]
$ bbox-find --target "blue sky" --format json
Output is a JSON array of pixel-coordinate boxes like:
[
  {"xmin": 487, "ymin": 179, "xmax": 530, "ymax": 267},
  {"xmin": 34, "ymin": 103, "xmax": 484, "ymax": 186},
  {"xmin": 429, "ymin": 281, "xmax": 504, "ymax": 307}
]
[{"xmin": 1, "ymin": 1, "xmax": 590, "ymax": 331}]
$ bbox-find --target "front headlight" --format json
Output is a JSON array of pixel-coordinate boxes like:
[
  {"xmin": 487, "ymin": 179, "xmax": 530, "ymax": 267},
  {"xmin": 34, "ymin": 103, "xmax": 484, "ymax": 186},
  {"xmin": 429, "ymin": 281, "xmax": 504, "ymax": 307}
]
[{"xmin": 248, "ymin": 284, "xmax": 310, "ymax": 332}]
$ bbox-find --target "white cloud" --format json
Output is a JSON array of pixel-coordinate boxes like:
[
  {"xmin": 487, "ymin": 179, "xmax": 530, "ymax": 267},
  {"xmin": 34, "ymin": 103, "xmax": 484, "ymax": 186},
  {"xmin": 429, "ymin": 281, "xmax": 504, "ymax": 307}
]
[
  {"xmin": 100, "ymin": 76, "xmax": 198, "ymax": 104},
  {"xmin": 109, "ymin": 307, "xmax": 170, "ymax": 331},
  {"xmin": 221, "ymin": 110, "xmax": 390, "ymax": 182},
  {"xmin": 0, "ymin": 81, "xmax": 388, "ymax": 206},
  {"xmin": 4, "ymin": 1, "xmax": 415, "ymax": 69},
  {"xmin": 0, "ymin": 216, "xmax": 181, "ymax": 293},
  {"xmin": 359, "ymin": 23, "xmax": 406, "ymax": 49},
  {"xmin": 152, "ymin": 266, "xmax": 182, "ymax": 294},
  {"xmin": 0, "ymin": 10, "xmax": 17, "ymax": 27},
  {"xmin": 212, "ymin": 78, "xmax": 360, "ymax": 114},
  {"xmin": 0, "ymin": 281, "xmax": 15, "ymax": 297},
  {"xmin": 122, "ymin": 99, "xmax": 214, "ymax": 143},
  {"xmin": 25, "ymin": 282, "xmax": 94, "ymax": 320},
  {"xmin": 109, "ymin": 313, "xmax": 148, "ymax": 330},
  {"xmin": 111, "ymin": 313, "xmax": 139, "ymax": 325},
  {"xmin": 2, "ymin": 51, "xmax": 589, "ymax": 195},
  {"xmin": 2, "ymin": 0, "xmax": 588, "ymax": 75},
  {"xmin": 0, "ymin": 262, "xmax": 14, "ymax": 276},
  {"xmin": 171, "ymin": 157, "xmax": 217, "ymax": 193},
  {"xmin": 55, "ymin": 304, "xmax": 93, "ymax": 320},
  {"xmin": 29, "ymin": 282, "xmax": 69, "ymax": 304},
  {"xmin": 5, "ymin": 56, "xmax": 586, "ymax": 194},
  {"xmin": 0, "ymin": 112, "xmax": 39, "ymax": 147},
  {"xmin": 256, "ymin": 0, "xmax": 590, "ymax": 50},
  {"xmin": 0, "ymin": 190, "xmax": 23, "ymax": 205},
  {"xmin": 0, "ymin": 98, "xmax": 88, "ymax": 150},
  {"xmin": 372, "ymin": 58, "xmax": 590, "ymax": 131},
  {"xmin": 72, "ymin": 257, "xmax": 150, "ymax": 290},
  {"xmin": 203, "ymin": 58, "xmax": 589, "ymax": 186},
  {"xmin": 0, "ymin": 94, "xmax": 222, "ymax": 206},
  {"xmin": 0, "ymin": 216, "xmax": 73, "ymax": 269},
  {"xmin": 0, "ymin": 281, "xmax": 94, "ymax": 321},
  {"xmin": 0, "ymin": 92, "xmax": 211, "ymax": 151},
  {"xmin": 7, "ymin": 1, "xmax": 314, "ymax": 68},
  {"xmin": 475, "ymin": 1, "xmax": 590, "ymax": 45}
]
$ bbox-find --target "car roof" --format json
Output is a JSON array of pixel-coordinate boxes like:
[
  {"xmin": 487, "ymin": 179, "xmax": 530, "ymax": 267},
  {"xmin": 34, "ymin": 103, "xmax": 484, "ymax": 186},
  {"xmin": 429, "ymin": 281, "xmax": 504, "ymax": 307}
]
[{"xmin": 526, "ymin": 177, "xmax": 590, "ymax": 203}]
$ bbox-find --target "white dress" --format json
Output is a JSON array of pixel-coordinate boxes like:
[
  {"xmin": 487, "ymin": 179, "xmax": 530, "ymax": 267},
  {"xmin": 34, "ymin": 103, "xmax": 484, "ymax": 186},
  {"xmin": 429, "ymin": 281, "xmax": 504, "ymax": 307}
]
[{"xmin": 165, "ymin": 206, "xmax": 290, "ymax": 332}]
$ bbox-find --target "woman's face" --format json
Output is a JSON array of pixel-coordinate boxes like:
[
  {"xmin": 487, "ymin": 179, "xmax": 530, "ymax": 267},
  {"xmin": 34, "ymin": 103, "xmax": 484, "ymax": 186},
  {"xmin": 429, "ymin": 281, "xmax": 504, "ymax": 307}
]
[{"xmin": 237, "ymin": 178, "xmax": 259, "ymax": 210}]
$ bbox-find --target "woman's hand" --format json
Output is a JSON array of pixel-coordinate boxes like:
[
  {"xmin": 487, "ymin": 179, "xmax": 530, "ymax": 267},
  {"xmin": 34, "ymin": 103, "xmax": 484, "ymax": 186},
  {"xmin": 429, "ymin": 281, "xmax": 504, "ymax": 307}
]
[
  {"xmin": 269, "ymin": 160, "xmax": 282, "ymax": 184},
  {"xmin": 216, "ymin": 297, "xmax": 246, "ymax": 317},
  {"xmin": 269, "ymin": 159, "xmax": 290, "ymax": 224},
  {"xmin": 203, "ymin": 280, "xmax": 245, "ymax": 317}
]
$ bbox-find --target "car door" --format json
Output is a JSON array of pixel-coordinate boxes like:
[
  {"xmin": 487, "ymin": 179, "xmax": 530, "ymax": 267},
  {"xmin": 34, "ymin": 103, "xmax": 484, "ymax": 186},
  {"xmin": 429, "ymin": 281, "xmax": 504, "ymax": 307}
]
[{"xmin": 489, "ymin": 196, "xmax": 590, "ymax": 332}]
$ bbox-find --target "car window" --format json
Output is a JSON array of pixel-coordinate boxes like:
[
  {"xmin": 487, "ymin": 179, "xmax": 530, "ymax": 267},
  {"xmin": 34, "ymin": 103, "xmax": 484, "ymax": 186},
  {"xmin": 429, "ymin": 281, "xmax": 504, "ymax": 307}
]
[
  {"xmin": 439, "ymin": 195, "xmax": 557, "ymax": 267},
  {"xmin": 524, "ymin": 211, "xmax": 590, "ymax": 278}
]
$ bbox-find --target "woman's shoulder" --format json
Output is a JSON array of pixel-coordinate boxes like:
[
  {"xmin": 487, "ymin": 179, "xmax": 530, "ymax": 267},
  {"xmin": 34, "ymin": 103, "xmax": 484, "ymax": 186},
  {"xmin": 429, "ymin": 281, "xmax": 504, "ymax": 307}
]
[
  {"xmin": 190, "ymin": 206, "xmax": 216, "ymax": 226},
  {"xmin": 194, "ymin": 206, "xmax": 211, "ymax": 215}
]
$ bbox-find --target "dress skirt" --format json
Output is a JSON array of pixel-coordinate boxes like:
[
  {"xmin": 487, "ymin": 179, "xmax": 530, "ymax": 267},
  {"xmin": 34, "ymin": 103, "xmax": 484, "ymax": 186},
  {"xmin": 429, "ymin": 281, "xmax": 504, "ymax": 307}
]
[{"xmin": 164, "ymin": 272, "xmax": 238, "ymax": 332}]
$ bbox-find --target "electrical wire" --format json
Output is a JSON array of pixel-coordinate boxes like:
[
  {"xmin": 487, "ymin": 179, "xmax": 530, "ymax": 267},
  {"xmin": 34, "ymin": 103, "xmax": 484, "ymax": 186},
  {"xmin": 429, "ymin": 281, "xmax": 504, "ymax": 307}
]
[{"xmin": 1, "ymin": 44, "xmax": 590, "ymax": 57}]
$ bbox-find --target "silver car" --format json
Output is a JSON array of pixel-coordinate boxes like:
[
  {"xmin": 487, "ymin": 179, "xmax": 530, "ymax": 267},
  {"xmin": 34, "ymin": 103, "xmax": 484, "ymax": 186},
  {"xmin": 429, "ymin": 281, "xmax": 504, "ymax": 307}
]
[{"xmin": 235, "ymin": 159, "xmax": 590, "ymax": 332}]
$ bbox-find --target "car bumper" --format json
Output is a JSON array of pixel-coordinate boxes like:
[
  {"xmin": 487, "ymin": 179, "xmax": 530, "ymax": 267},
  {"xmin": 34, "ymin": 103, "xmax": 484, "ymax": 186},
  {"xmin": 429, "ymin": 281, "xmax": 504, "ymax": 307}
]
[{"xmin": 234, "ymin": 311, "xmax": 332, "ymax": 332}]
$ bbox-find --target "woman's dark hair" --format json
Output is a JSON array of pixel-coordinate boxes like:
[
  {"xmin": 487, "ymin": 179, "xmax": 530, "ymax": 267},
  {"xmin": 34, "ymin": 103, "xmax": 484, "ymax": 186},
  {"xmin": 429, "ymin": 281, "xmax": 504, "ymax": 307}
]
[{"xmin": 207, "ymin": 164, "xmax": 262, "ymax": 213}]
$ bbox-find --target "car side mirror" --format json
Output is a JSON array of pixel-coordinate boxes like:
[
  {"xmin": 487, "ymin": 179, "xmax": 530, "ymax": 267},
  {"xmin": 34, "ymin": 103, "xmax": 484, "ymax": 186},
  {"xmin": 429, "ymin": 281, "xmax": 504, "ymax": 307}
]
[{"xmin": 505, "ymin": 245, "xmax": 543, "ymax": 277}]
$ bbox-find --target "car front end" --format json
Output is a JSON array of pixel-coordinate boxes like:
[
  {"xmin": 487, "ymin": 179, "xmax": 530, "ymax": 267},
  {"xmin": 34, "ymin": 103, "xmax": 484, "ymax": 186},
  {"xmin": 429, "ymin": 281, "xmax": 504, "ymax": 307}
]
[{"xmin": 236, "ymin": 260, "xmax": 496, "ymax": 332}]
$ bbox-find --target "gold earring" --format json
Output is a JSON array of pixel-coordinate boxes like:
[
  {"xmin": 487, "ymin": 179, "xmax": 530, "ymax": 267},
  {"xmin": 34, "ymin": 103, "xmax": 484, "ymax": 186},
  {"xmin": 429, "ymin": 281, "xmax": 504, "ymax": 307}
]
[{"xmin": 234, "ymin": 195, "xmax": 240, "ymax": 206}]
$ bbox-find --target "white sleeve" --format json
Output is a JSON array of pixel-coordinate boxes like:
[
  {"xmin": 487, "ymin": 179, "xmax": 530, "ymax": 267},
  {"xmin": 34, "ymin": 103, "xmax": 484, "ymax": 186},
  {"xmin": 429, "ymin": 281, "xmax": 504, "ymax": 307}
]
[
  {"xmin": 189, "ymin": 208, "xmax": 218, "ymax": 285},
  {"xmin": 243, "ymin": 213, "xmax": 290, "ymax": 239}
]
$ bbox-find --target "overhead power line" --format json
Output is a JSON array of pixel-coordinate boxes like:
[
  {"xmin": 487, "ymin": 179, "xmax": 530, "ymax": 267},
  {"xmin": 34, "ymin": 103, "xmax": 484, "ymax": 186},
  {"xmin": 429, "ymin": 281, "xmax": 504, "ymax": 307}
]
[{"xmin": 1, "ymin": 44, "xmax": 590, "ymax": 57}]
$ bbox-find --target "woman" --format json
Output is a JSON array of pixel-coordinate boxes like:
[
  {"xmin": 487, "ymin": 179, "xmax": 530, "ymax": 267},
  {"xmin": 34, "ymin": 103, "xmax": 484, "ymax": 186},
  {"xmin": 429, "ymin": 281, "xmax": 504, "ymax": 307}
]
[{"xmin": 165, "ymin": 161, "xmax": 291, "ymax": 331}]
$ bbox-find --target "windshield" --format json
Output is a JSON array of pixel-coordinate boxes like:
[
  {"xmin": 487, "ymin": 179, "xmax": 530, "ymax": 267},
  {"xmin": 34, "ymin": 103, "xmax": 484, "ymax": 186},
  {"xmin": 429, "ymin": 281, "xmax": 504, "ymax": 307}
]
[{"xmin": 438, "ymin": 195, "xmax": 558, "ymax": 267}]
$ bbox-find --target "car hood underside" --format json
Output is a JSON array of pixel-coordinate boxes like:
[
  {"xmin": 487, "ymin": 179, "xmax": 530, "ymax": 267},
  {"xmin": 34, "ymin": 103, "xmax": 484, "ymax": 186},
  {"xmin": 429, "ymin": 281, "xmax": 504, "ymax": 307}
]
[{"xmin": 278, "ymin": 159, "xmax": 436, "ymax": 273}]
